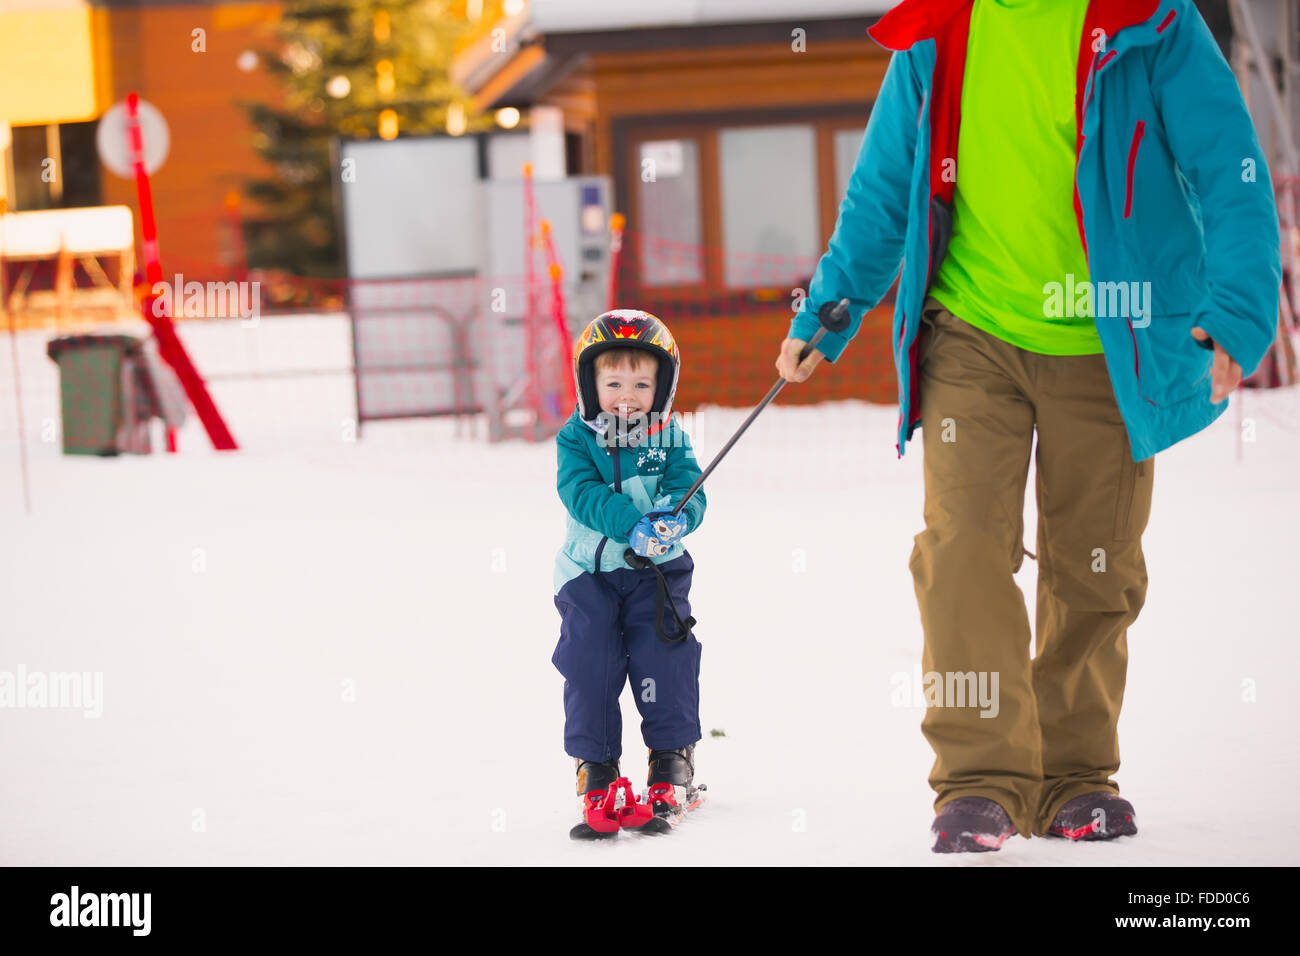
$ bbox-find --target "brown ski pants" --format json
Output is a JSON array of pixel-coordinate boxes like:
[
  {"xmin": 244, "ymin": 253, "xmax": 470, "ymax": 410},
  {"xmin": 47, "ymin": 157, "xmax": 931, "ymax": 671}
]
[{"xmin": 909, "ymin": 295, "xmax": 1155, "ymax": 838}]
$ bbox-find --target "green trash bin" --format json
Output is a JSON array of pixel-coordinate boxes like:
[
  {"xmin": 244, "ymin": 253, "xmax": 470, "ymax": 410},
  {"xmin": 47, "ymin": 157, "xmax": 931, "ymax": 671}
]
[{"xmin": 46, "ymin": 333, "xmax": 144, "ymax": 456}]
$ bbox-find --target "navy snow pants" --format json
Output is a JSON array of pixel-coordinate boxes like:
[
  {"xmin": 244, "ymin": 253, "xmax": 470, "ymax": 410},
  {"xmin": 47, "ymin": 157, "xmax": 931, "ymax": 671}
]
[{"xmin": 552, "ymin": 551, "xmax": 702, "ymax": 763}]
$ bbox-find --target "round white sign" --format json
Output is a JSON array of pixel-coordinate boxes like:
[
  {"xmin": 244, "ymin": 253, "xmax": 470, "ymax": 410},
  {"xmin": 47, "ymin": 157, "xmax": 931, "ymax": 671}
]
[{"xmin": 96, "ymin": 98, "xmax": 170, "ymax": 178}]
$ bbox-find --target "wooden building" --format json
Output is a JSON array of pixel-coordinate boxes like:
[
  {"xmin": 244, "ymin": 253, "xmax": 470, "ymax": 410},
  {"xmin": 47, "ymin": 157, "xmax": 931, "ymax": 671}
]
[
  {"xmin": 1, "ymin": 0, "xmax": 289, "ymax": 291},
  {"xmin": 454, "ymin": 2, "xmax": 898, "ymax": 408}
]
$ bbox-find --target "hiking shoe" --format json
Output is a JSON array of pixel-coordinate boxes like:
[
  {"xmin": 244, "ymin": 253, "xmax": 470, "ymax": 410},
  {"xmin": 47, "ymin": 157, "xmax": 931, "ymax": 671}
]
[
  {"xmin": 1046, "ymin": 792, "xmax": 1137, "ymax": 841},
  {"xmin": 931, "ymin": 796, "xmax": 1017, "ymax": 853}
]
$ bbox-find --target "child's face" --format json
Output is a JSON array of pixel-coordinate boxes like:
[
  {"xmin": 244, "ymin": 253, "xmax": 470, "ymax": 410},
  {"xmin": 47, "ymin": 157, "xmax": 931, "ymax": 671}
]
[{"xmin": 596, "ymin": 359, "xmax": 657, "ymax": 418}]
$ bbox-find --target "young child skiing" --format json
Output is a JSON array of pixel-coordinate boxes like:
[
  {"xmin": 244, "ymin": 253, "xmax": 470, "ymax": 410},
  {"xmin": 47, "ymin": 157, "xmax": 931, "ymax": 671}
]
[{"xmin": 552, "ymin": 309, "xmax": 707, "ymax": 839}]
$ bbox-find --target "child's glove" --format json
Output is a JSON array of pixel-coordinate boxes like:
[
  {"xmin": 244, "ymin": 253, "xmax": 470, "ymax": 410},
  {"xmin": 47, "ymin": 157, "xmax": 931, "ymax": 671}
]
[{"xmin": 628, "ymin": 510, "xmax": 688, "ymax": 557}]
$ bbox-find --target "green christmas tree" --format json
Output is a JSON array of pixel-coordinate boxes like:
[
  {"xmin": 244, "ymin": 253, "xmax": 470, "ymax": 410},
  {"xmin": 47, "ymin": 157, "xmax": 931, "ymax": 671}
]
[{"xmin": 240, "ymin": 0, "xmax": 489, "ymax": 282}]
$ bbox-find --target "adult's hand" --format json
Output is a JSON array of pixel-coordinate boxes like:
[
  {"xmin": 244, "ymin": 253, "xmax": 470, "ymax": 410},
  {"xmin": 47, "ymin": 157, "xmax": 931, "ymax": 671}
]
[
  {"xmin": 775, "ymin": 338, "xmax": 826, "ymax": 383},
  {"xmin": 1190, "ymin": 327, "xmax": 1242, "ymax": 402}
]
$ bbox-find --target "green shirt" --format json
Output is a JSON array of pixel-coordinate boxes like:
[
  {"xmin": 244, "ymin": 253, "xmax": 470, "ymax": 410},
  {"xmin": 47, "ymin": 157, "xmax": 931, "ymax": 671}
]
[{"xmin": 929, "ymin": 0, "xmax": 1102, "ymax": 355}]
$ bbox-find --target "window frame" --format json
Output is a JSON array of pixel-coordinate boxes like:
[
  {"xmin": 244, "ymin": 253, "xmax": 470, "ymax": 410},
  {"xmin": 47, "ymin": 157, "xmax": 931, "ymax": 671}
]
[{"xmin": 617, "ymin": 106, "xmax": 871, "ymax": 311}]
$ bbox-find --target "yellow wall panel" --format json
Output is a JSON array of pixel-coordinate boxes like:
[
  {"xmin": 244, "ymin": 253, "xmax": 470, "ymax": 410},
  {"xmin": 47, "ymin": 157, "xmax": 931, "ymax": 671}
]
[{"xmin": 0, "ymin": 8, "xmax": 98, "ymax": 124}]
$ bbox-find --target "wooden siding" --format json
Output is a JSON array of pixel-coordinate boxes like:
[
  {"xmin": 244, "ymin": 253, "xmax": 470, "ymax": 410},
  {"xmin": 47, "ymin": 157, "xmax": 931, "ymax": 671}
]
[{"xmin": 96, "ymin": 2, "xmax": 285, "ymax": 278}]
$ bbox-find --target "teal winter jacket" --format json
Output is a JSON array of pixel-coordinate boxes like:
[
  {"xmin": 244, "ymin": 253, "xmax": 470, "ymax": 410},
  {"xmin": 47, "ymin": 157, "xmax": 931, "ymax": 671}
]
[
  {"xmin": 789, "ymin": 0, "xmax": 1281, "ymax": 461},
  {"xmin": 554, "ymin": 409, "xmax": 706, "ymax": 594}
]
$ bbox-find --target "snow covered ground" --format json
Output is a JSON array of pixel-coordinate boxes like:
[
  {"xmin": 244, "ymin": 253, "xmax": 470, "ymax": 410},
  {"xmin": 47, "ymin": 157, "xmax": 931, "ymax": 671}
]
[{"xmin": 1, "ymin": 315, "xmax": 1297, "ymax": 866}]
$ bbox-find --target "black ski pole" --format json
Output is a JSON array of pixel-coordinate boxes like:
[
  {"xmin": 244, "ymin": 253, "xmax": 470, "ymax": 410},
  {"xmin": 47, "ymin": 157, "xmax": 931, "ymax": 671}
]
[
  {"xmin": 624, "ymin": 297, "xmax": 852, "ymax": 567},
  {"xmin": 663, "ymin": 297, "xmax": 852, "ymax": 519}
]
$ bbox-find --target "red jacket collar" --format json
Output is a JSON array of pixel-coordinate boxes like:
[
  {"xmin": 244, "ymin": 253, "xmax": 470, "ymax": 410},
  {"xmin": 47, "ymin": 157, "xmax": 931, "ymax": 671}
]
[{"xmin": 869, "ymin": 0, "xmax": 1162, "ymax": 51}]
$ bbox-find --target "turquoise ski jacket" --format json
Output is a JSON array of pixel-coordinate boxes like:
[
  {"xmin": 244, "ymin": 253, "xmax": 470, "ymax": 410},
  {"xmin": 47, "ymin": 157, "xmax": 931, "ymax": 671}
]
[
  {"xmin": 554, "ymin": 409, "xmax": 706, "ymax": 594},
  {"xmin": 789, "ymin": 0, "xmax": 1281, "ymax": 461}
]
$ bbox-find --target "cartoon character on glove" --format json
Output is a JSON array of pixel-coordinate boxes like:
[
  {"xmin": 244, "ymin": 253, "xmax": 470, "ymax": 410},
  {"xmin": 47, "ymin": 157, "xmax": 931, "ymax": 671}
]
[{"xmin": 628, "ymin": 510, "xmax": 689, "ymax": 557}]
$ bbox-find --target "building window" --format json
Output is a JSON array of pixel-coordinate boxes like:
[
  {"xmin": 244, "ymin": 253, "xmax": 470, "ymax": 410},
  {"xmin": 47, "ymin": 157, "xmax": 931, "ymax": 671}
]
[
  {"xmin": 8, "ymin": 121, "xmax": 102, "ymax": 211},
  {"xmin": 636, "ymin": 138, "xmax": 704, "ymax": 286},
  {"xmin": 719, "ymin": 124, "xmax": 819, "ymax": 288},
  {"xmin": 628, "ymin": 113, "xmax": 868, "ymax": 298},
  {"xmin": 57, "ymin": 122, "xmax": 101, "ymax": 209},
  {"xmin": 834, "ymin": 127, "xmax": 865, "ymax": 204}
]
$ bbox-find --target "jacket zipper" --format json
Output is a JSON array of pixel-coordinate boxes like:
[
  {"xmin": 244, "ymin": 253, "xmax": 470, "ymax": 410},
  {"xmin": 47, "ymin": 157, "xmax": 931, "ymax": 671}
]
[
  {"xmin": 592, "ymin": 446, "xmax": 623, "ymax": 572},
  {"xmin": 903, "ymin": 88, "xmax": 933, "ymax": 457},
  {"xmin": 1077, "ymin": 51, "xmax": 1152, "ymax": 400},
  {"xmin": 896, "ymin": 304, "xmax": 911, "ymax": 457},
  {"xmin": 1119, "ymin": 121, "xmax": 1155, "ymax": 406},
  {"xmin": 1124, "ymin": 120, "xmax": 1145, "ymax": 219},
  {"xmin": 1074, "ymin": 46, "xmax": 1104, "ymax": 265}
]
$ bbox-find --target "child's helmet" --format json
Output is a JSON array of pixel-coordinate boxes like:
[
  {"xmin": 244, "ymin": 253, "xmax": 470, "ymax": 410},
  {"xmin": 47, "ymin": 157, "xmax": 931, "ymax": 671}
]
[{"xmin": 573, "ymin": 309, "xmax": 681, "ymax": 423}]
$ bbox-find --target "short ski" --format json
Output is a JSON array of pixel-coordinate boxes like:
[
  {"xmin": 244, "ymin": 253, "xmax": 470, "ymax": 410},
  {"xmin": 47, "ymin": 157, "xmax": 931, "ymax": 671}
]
[
  {"xmin": 568, "ymin": 777, "xmax": 707, "ymax": 838},
  {"xmin": 631, "ymin": 782, "xmax": 708, "ymax": 834},
  {"xmin": 568, "ymin": 777, "xmax": 650, "ymax": 840},
  {"xmin": 569, "ymin": 820, "xmax": 619, "ymax": 841}
]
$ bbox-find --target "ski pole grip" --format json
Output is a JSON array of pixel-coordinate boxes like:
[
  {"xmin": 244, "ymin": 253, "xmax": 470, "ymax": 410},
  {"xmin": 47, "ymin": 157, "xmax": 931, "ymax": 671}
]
[
  {"xmin": 665, "ymin": 299, "xmax": 854, "ymax": 521},
  {"xmin": 797, "ymin": 299, "xmax": 852, "ymax": 363},
  {"xmin": 818, "ymin": 297, "xmax": 853, "ymax": 332},
  {"xmin": 798, "ymin": 329, "xmax": 826, "ymax": 363}
]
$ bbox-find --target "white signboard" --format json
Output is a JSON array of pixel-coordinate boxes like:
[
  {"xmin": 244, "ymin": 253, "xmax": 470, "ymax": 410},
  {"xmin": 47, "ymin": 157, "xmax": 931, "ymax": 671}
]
[
  {"xmin": 640, "ymin": 140, "xmax": 684, "ymax": 178},
  {"xmin": 0, "ymin": 205, "xmax": 134, "ymax": 257},
  {"xmin": 96, "ymin": 98, "xmax": 170, "ymax": 178}
]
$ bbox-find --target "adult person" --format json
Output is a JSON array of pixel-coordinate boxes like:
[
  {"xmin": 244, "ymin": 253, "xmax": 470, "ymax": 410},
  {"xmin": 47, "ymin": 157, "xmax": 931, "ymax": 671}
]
[{"xmin": 775, "ymin": 0, "xmax": 1279, "ymax": 852}]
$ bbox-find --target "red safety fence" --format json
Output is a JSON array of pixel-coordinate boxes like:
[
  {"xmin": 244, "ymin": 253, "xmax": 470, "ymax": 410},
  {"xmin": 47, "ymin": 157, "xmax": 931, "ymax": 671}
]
[
  {"xmin": 9, "ymin": 177, "xmax": 1300, "ymax": 463},
  {"xmin": 605, "ymin": 232, "xmax": 899, "ymax": 411}
]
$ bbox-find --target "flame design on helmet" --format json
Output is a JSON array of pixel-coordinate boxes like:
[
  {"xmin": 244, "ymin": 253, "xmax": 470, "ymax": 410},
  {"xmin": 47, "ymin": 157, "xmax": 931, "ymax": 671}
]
[
  {"xmin": 574, "ymin": 310, "xmax": 677, "ymax": 361},
  {"xmin": 572, "ymin": 309, "xmax": 681, "ymax": 423}
]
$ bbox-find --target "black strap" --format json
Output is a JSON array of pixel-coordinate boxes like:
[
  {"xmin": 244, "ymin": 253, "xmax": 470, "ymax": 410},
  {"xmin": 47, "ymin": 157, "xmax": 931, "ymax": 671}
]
[{"xmin": 625, "ymin": 551, "xmax": 696, "ymax": 644}]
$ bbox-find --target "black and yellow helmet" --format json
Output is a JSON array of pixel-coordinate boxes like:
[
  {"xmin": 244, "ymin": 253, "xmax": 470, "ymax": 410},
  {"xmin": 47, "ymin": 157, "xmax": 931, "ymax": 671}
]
[{"xmin": 573, "ymin": 309, "xmax": 681, "ymax": 423}]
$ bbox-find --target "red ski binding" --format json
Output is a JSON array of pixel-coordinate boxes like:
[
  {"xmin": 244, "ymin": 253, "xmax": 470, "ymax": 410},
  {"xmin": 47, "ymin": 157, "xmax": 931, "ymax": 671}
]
[
  {"xmin": 582, "ymin": 777, "xmax": 655, "ymax": 832},
  {"xmin": 646, "ymin": 782, "xmax": 677, "ymax": 807},
  {"xmin": 581, "ymin": 788, "xmax": 621, "ymax": 834},
  {"xmin": 614, "ymin": 777, "xmax": 655, "ymax": 829}
]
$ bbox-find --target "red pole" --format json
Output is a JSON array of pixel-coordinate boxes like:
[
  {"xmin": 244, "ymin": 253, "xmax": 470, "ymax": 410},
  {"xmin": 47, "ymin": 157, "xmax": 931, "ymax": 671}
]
[
  {"xmin": 126, "ymin": 92, "xmax": 238, "ymax": 451},
  {"xmin": 224, "ymin": 190, "xmax": 248, "ymax": 287},
  {"xmin": 607, "ymin": 212, "xmax": 625, "ymax": 311},
  {"xmin": 1, "ymin": 200, "xmax": 33, "ymax": 514},
  {"xmin": 523, "ymin": 163, "xmax": 538, "ymax": 436},
  {"xmin": 539, "ymin": 219, "xmax": 575, "ymax": 410}
]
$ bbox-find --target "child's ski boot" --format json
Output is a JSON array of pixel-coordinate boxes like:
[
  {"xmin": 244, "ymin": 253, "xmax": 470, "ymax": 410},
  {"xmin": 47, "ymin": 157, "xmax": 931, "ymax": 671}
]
[
  {"xmin": 568, "ymin": 758, "xmax": 622, "ymax": 841},
  {"xmin": 640, "ymin": 744, "xmax": 707, "ymax": 834}
]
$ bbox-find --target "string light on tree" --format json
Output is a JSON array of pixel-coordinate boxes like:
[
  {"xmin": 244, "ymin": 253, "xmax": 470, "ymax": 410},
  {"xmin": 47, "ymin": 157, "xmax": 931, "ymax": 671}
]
[
  {"xmin": 496, "ymin": 107, "xmax": 520, "ymax": 129},
  {"xmin": 240, "ymin": 1, "xmax": 482, "ymax": 276},
  {"xmin": 446, "ymin": 102, "xmax": 467, "ymax": 136},
  {"xmin": 376, "ymin": 59, "xmax": 395, "ymax": 97},
  {"xmin": 283, "ymin": 40, "xmax": 317, "ymax": 75}
]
